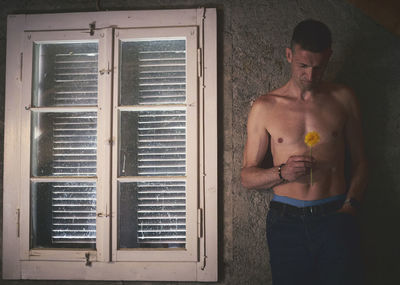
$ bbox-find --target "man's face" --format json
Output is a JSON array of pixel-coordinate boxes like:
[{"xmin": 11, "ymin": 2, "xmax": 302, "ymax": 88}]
[{"xmin": 286, "ymin": 44, "xmax": 332, "ymax": 91}]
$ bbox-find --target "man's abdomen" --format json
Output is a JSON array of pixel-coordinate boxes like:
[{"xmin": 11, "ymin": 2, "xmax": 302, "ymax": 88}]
[{"xmin": 273, "ymin": 168, "xmax": 346, "ymax": 201}]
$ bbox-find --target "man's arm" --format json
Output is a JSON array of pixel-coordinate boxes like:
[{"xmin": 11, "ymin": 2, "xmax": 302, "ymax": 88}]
[
  {"xmin": 340, "ymin": 89, "xmax": 368, "ymax": 213},
  {"xmin": 241, "ymin": 99, "xmax": 283, "ymax": 189},
  {"xmin": 241, "ymin": 98, "xmax": 312, "ymax": 189}
]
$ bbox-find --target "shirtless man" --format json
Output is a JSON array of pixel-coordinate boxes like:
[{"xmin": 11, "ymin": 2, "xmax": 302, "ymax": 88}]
[{"xmin": 241, "ymin": 20, "xmax": 368, "ymax": 285}]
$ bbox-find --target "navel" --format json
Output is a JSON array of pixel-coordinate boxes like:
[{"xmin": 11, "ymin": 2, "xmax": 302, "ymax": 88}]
[{"xmin": 277, "ymin": 137, "xmax": 284, "ymax": 143}]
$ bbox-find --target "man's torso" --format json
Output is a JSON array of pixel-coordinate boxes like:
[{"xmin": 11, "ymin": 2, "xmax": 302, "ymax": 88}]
[{"xmin": 261, "ymin": 82, "xmax": 350, "ymax": 200}]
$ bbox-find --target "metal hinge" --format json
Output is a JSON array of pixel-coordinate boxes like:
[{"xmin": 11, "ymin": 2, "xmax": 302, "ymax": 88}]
[
  {"xmin": 17, "ymin": 208, "xmax": 20, "ymax": 237},
  {"xmin": 197, "ymin": 48, "xmax": 202, "ymax": 77},
  {"xmin": 201, "ymin": 254, "xmax": 207, "ymax": 270},
  {"xmin": 197, "ymin": 208, "xmax": 203, "ymax": 238},
  {"xmin": 198, "ymin": 207, "xmax": 207, "ymax": 270},
  {"xmin": 19, "ymin": 52, "xmax": 23, "ymax": 81}
]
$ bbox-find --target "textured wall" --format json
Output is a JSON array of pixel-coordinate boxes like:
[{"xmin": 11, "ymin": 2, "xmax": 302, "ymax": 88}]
[
  {"xmin": 1, "ymin": 0, "xmax": 400, "ymax": 284},
  {"xmin": 347, "ymin": 0, "xmax": 400, "ymax": 36}
]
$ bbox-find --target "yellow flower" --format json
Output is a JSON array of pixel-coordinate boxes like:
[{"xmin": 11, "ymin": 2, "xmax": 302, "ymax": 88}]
[
  {"xmin": 304, "ymin": 131, "xmax": 320, "ymax": 186},
  {"xmin": 304, "ymin": 131, "xmax": 320, "ymax": 147}
]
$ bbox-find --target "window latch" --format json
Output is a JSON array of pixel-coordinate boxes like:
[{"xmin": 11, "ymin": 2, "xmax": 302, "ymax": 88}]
[
  {"xmin": 89, "ymin": 22, "xmax": 96, "ymax": 36},
  {"xmin": 85, "ymin": 252, "xmax": 92, "ymax": 266},
  {"xmin": 97, "ymin": 204, "xmax": 110, "ymax": 217},
  {"xmin": 99, "ymin": 62, "xmax": 112, "ymax": 75}
]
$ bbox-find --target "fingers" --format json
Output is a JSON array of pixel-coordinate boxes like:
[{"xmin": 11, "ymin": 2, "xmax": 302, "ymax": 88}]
[
  {"xmin": 287, "ymin": 155, "xmax": 315, "ymax": 162},
  {"xmin": 293, "ymin": 167, "xmax": 311, "ymax": 175},
  {"xmin": 292, "ymin": 163, "xmax": 312, "ymax": 170},
  {"xmin": 281, "ymin": 155, "xmax": 315, "ymax": 182},
  {"xmin": 287, "ymin": 156, "xmax": 313, "ymax": 167}
]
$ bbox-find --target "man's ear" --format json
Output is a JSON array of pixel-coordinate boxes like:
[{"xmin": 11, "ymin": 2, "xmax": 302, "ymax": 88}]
[{"xmin": 286, "ymin": 47, "xmax": 293, "ymax": 63}]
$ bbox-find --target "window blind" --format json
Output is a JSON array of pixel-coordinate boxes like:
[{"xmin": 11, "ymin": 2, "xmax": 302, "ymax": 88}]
[
  {"xmin": 51, "ymin": 46, "xmax": 98, "ymax": 246},
  {"xmin": 30, "ymin": 43, "xmax": 99, "ymax": 248},
  {"xmin": 52, "ymin": 49, "xmax": 98, "ymax": 106},
  {"xmin": 136, "ymin": 40, "xmax": 187, "ymax": 248}
]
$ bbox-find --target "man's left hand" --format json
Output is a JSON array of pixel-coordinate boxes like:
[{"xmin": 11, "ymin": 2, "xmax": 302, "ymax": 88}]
[{"xmin": 337, "ymin": 204, "xmax": 357, "ymax": 216}]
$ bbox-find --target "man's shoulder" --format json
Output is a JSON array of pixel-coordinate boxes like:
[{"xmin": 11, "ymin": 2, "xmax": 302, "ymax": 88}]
[
  {"xmin": 327, "ymin": 82, "xmax": 354, "ymax": 97},
  {"xmin": 326, "ymin": 82, "xmax": 359, "ymax": 114},
  {"xmin": 253, "ymin": 93, "xmax": 274, "ymax": 106},
  {"xmin": 253, "ymin": 88, "xmax": 286, "ymax": 108}
]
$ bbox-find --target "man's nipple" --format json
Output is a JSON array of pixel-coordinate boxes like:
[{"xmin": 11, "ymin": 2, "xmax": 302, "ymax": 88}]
[{"xmin": 278, "ymin": 137, "xmax": 284, "ymax": 143}]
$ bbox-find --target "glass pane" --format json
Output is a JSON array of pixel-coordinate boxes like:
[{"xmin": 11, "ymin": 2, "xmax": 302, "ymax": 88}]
[
  {"xmin": 118, "ymin": 181, "xmax": 186, "ymax": 249},
  {"xmin": 119, "ymin": 39, "xmax": 186, "ymax": 105},
  {"xmin": 32, "ymin": 42, "xmax": 98, "ymax": 107},
  {"xmin": 119, "ymin": 110, "xmax": 186, "ymax": 176},
  {"xmin": 31, "ymin": 112, "xmax": 97, "ymax": 177},
  {"xmin": 31, "ymin": 182, "xmax": 96, "ymax": 249}
]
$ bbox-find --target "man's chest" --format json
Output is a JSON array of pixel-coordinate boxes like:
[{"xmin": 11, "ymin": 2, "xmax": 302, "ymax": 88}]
[{"xmin": 266, "ymin": 101, "xmax": 346, "ymax": 146}]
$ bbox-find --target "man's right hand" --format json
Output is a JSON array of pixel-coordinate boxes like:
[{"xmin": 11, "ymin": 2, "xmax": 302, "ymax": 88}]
[{"xmin": 280, "ymin": 155, "xmax": 314, "ymax": 182}]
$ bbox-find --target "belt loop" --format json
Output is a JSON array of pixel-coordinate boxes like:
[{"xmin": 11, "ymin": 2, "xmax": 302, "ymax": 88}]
[
  {"xmin": 304, "ymin": 206, "xmax": 309, "ymax": 216},
  {"xmin": 280, "ymin": 203, "xmax": 285, "ymax": 216}
]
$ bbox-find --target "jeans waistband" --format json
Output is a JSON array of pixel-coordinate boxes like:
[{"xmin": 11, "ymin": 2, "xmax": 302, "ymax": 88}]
[
  {"xmin": 269, "ymin": 199, "xmax": 344, "ymax": 217},
  {"xmin": 272, "ymin": 193, "xmax": 346, "ymax": 207}
]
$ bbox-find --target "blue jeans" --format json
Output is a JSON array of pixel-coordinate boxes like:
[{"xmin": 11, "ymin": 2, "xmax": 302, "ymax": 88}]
[{"xmin": 267, "ymin": 205, "xmax": 364, "ymax": 285}]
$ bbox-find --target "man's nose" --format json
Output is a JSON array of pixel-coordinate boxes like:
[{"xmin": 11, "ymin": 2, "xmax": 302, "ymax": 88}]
[{"xmin": 305, "ymin": 68, "xmax": 313, "ymax": 80}]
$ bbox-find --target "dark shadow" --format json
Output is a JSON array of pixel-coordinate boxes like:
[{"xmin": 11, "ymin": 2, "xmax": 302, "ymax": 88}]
[{"xmin": 335, "ymin": 31, "xmax": 400, "ymax": 285}]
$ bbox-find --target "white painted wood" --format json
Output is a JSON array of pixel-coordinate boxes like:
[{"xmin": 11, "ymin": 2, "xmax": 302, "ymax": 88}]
[
  {"xmin": 184, "ymin": 24, "xmax": 200, "ymax": 263},
  {"xmin": 116, "ymin": 248, "xmax": 191, "ymax": 262},
  {"xmin": 117, "ymin": 104, "xmax": 186, "ymax": 111},
  {"xmin": 19, "ymin": 29, "xmax": 34, "ymax": 262},
  {"xmin": 197, "ymin": 7, "xmax": 207, "ymax": 276},
  {"xmin": 28, "ymin": 107, "xmax": 98, "ymax": 112},
  {"xmin": 21, "ymin": 260, "xmax": 197, "ymax": 281},
  {"xmin": 2, "ymin": 14, "xmax": 25, "ymax": 279},
  {"xmin": 30, "ymin": 177, "xmax": 97, "ymax": 182},
  {"xmin": 19, "ymin": 29, "xmax": 104, "ymax": 262},
  {"xmin": 117, "ymin": 176, "xmax": 187, "ymax": 182},
  {"xmin": 23, "ymin": 10, "xmax": 198, "ymax": 31},
  {"xmin": 95, "ymin": 27, "xmax": 113, "ymax": 263},
  {"xmin": 4, "ymin": 9, "xmax": 218, "ymax": 281},
  {"xmin": 111, "ymin": 25, "xmax": 119, "ymax": 263},
  {"xmin": 197, "ymin": 9, "xmax": 206, "ymax": 270},
  {"xmin": 112, "ymin": 26, "xmax": 198, "ymax": 262},
  {"xmin": 196, "ymin": 8, "xmax": 219, "ymax": 282},
  {"xmin": 28, "ymin": 250, "xmax": 96, "ymax": 261}
]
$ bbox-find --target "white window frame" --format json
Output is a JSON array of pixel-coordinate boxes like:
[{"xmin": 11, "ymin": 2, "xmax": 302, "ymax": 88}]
[
  {"xmin": 3, "ymin": 8, "xmax": 217, "ymax": 281},
  {"xmin": 112, "ymin": 27, "xmax": 199, "ymax": 262}
]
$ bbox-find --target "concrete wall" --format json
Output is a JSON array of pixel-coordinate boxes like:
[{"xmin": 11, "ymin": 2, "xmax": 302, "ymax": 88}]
[
  {"xmin": 347, "ymin": 0, "xmax": 400, "ymax": 36},
  {"xmin": 1, "ymin": 0, "xmax": 399, "ymax": 284}
]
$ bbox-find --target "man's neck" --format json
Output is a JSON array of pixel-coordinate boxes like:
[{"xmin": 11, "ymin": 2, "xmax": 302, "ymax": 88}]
[{"xmin": 287, "ymin": 80, "xmax": 316, "ymax": 101}]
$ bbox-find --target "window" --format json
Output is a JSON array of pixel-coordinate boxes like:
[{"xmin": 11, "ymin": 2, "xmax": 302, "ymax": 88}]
[{"xmin": 3, "ymin": 9, "xmax": 217, "ymax": 281}]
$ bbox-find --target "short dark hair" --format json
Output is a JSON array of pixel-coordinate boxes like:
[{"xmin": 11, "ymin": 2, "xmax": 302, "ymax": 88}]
[{"xmin": 291, "ymin": 19, "xmax": 332, "ymax": 52}]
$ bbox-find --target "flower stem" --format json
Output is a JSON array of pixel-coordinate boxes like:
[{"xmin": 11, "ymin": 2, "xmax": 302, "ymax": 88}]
[{"xmin": 310, "ymin": 147, "xmax": 313, "ymax": 186}]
